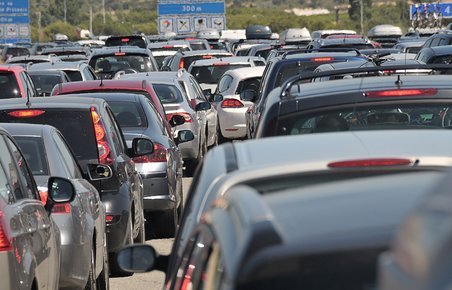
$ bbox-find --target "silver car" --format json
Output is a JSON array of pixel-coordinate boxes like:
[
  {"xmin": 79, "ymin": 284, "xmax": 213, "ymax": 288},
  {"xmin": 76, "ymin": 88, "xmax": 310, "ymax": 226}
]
[
  {"xmin": 1, "ymin": 123, "xmax": 110, "ymax": 289},
  {"xmin": 0, "ymin": 126, "xmax": 75, "ymax": 290}
]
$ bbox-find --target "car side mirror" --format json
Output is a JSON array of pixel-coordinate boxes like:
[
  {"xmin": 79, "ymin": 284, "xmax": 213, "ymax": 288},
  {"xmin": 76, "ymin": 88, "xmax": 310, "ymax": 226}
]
[
  {"xmin": 195, "ymin": 101, "xmax": 211, "ymax": 111},
  {"xmin": 175, "ymin": 130, "xmax": 194, "ymax": 145},
  {"xmin": 169, "ymin": 114, "xmax": 185, "ymax": 127},
  {"xmin": 161, "ymin": 66, "xmax": 171, "ymax": 71},
  {"xmin": 213, "ymin": 94, "xmax": 223, "ymax": 102},
  {"xmin": 87, "ymin": 164, "xmax": 113, "ymax": 181},
  {"xmin": 117, "ymin": 244, "xmax": 169, "ymax": 273},
  {"xmin": 45, "ymin": 176, "xmax": 76, "ymax": 214},
  {"xmin": 129, "ymin": 138, "xmax": 154, "ymax": 158},
  {"xmin": 240, "ymin": 89, "xmax": 256, "ymax": 102}
]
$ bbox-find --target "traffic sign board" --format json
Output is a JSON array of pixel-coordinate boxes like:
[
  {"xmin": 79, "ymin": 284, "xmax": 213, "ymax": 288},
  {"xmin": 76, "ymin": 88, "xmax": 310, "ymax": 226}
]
[
  {"xmin": 410, "ymin": 3, "xmax": 452, "ymax": 19},
  {"xmin": 0, "ymin": 0, "xmax": 30, "ymax": 44},
  {"xmin": 158, "ymin": 2, "xmax": 225, "ymax": 15}
]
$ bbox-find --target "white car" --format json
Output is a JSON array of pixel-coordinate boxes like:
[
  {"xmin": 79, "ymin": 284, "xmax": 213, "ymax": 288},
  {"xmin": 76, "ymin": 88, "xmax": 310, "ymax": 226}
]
[{"xmin": 214, "ymin": 66, "xmax": 265, "ymax": 141}]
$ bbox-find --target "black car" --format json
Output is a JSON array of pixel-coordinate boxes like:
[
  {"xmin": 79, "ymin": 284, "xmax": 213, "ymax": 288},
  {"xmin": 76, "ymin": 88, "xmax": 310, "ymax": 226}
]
[
  {"xmin": 247, "ymin": 50, "xmax": 369, "ymax": 138},
  {"xmin": 105, "ymin": 35, "xmax": 150, "ymax": 49},
  {"xmin": 63, "ymin": 92, "xmax": 194, "ymax": 238},
  {"xmin": 28, "ymin": 70, "xmax": 70, "ymax": 96},
  {"xmin": 88, "ymin": 46, "xmax": 159, "ymax": 79},
  {"xmin": 415, "ymin": 45, "xmax": 452, "ymax": 64},
  {"xmin": 0, "ymin": 96, "xmax": 151, "ymax": 275},
  {"xmin": 254, "ymin": 64, "xmax": 452, "ymax": 138}
]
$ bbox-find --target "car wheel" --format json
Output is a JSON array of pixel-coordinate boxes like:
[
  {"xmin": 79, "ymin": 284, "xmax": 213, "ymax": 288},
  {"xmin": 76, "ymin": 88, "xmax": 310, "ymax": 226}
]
[
  {"xmin": 134, "ymin": 211, "xmax": 145, "ymax": 244},
  {"xmin": 110, "ymin": 217, "xmax": 134, "ymax": 277},
  {"xmin": 96, "ymin": 234, "xmax": 110, "ymax": 290},
  {"xmin": 152, "ymin": 207, "xmax": 177, "ymax": 238},
  {"xmin": 84, "ymin": 244, "xmax": 97, "ymax": 290}
]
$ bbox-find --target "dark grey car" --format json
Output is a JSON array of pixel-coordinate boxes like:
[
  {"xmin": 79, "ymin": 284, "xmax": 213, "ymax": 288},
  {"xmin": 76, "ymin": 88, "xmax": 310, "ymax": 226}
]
[
  {"xmin": 0, "ymin": 126, "xmax": 75, "ymax": 290},
  {"xmin": 1, "ymin": 123, "xmax": 109, "ymax": 289}
]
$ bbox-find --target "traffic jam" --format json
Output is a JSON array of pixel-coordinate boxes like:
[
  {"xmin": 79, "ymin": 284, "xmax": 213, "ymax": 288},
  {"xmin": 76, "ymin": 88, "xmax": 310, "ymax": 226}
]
[{"xmin": 2, "ymin": 16, "xmax": 452, "ymax": 290}]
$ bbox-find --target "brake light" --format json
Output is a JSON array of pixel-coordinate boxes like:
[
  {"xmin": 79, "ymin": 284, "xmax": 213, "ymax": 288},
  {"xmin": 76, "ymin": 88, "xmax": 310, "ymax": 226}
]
[
  {"xmin": 366, "ymin": 89, "xmax": 437, "ymax": 98},
  {"xmin": 115, "ymin": 52, "xmax": 126, "ymax": 56},
  {"xmin": 52, "ymin": 203, "xmax": 71, "ymax": 214},
  {"xmin": 133, "ymin": 142, "xmax": 167, "ymax": 163},
  {"xmin": 311, "ymin": 57, "xmax": 334, "ymax": 62},
  {"xmin": 0, "ymin": 212, "xmax": 11, "ymax": 252},
  {"xmin": 121, "ymin": 38, "xmax": 130, "ymax": 42},
  {"xmin": 166, "ymin": 113, "xmax": 192, "ymax": 123},
  {"xmin": 221, "ymin": 99, "xmax": 244, "ymax": 108},
  {"xmin": 202, "ymin": 55, "xmax": 213, "ymax": 59},
  {"xmin": 213, "ymin": 63, "xmax": 229, "ymax": 66},
  {"xmin": 179, "ymin": 59, "xmax": 185, "ymax": 69},
  {"xmin": 106, "ymin": 215, "xmax": 114, "ymax": 223},
  {"xmin": 8, "ymin": 110, "xmax": 45, "ymax": 118},
  {"xmin": 328, "ymin": 158, "xmax": 412, "ymax": 168},
  {"xmin": 163, "ymin": 45, "xmax": 173, "ymax": 49},
  {"xmin": 90, "ymin": 107, "xmax": 113, "ymax": 165}
]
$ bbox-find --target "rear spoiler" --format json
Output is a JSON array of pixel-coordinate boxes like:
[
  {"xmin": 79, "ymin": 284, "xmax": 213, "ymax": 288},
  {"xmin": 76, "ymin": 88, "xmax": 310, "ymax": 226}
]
[{"xmin": 282, "ymin": 48, "xmax": 362, "ymax": 58}]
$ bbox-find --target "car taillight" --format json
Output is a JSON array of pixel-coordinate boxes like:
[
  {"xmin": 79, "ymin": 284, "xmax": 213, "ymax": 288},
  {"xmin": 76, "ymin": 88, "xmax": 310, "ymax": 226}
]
[
  {"xmin": 115, "ymin": 52, "xmax": 126, "ymax": 56},
  {"xmin": 52, "ymin": 203, "xmax": 71, "ymax": 214},
  {"xmin": 8, "ymin": 110, "xmax": 45, "ymax": 118},
  {"xmin": 328, "ymin": 158, "xmax": 412, "ymax": 168},
  {"xmin": 0, "ymin": 212, "xmax": 11, "ymax": 252},
  {"xmin": 121, "ymin": 38, "xmax": 130, "ymax": 42},
  {"xmin": 311, "ymin": 57, "xmax": 334, "ymax": 62},
  {"xmin": 133, "ymin": 142, "xmax": 167, "ymax": 163},
  {"xmin": 202, "ymin": 55, "xmax": 213, "ymax": 59},
  {"xmin": 221, "ymin": 99, "xmax": 244, "ymax": 108},
  {"xmin": 91, "ymin": 107, "xmax": 113, "ymax": 165},
  {"xmin": 166, "ymin": 113, "xmax": 192, "ymax": 123},
  {"xmin": 179, "ymin": 59, "xmax": 185, "ymax": 69},
  {"xmin": 366, "ymin": 89, "xmax": 437, "ymax": 98},
  {"xmin": 163, "ymin": 45, "xmax": 173, "ymax": 49}
]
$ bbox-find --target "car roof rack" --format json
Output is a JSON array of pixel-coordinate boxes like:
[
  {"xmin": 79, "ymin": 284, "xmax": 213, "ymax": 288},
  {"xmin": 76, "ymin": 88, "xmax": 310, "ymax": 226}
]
[
  {"xmin": 280, "ymin": 63, "xmax": 452, "ymax": 99},
  {"xmin": 281, "ymin": 48, "xmax": 362, "ymax": 59}
]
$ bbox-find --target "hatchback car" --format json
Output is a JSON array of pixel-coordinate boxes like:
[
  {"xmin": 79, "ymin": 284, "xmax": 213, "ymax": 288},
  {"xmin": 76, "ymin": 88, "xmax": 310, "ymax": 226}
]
[
  {"xmin": 27, "ymin": 61, "xmax": 98, "ymax": 82},
  {"xmin": 1, "ymin": 123, "xmax": 109, "ymax": 289},
  {"xmin": 28, "ymin": 70, "xmax": 70, "ymax": 96},
  {"xmin": 162, "ymin": 50, "xmax": 233, "ymax": 71},
  {"xmin": 0, "ymin": 126, "xmax": 75, "ymax": 290},
  {"xmin": 0, "ymin": 96, "xmax": 151, "ymax": 275},
  {"xmin": 0, "ymin": 65, "xmax": 38, "ymax": 99}
]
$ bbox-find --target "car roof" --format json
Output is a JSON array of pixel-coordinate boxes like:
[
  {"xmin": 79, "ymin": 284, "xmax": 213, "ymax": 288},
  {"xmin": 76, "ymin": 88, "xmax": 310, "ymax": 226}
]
[
  {"xmin": 52, "ymin": 79, "xmax": 150, "ymax": 94},
  {"xmin": 209, "ymin": 169, "xmax": 443, "ymax": 282},
  {"xmin": 228, "ymin": 130, "xmax": 452, "ymax": 171},
  {"xmin": 63, "ymin": 92, "xmax": 142, "ymax": 102},
  {"xmin": 422, "ymin": 45, "xmax": 452, "ymax": 56},
  {"xmin": 176, "ymin": 50, "xmax": 232, "ymax": 56},
  {"xmin": 28, "ymin": 70, "xmax": 68, "ymax": 76},
  {"xmin": 283, "ymin": 51, "xmax": 364, "ymax": 60},
  {"xmin": 89, "ymin": 46, "xmax": 150, "ymax": 56},
  {"xmin": 223, "ymin": 66, "xmax": 265, "ymax": 78},
  {"xmin": 189, "ymin": 56, "xmax": 263, "ymax": 66},
  {"xmin": 27, "ymin": 61, "xmax": 87, "ymax": 70},
  {"xmin": 0, "ymin": 122, "xmax": 52, "ymax": 137},
  {"xmin": 0, "ymin": 64, "xmax": 26, "ymax": 72},
  {"xmin": 0, "ymin": 96, "xmax": 103, "ymax": 110}
]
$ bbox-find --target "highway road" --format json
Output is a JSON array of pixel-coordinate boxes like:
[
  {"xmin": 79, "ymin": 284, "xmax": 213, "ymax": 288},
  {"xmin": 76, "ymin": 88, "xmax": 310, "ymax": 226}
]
[{"xmin": 110, "ymin": 177, "xmax": 192, "ymax": 290}]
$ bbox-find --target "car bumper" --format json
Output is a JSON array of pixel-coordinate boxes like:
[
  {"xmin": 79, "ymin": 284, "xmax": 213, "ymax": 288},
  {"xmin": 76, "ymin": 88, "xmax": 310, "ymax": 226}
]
[
  {"xmin": 218, "ymin": 107, "xmax": 248, "ymax": 139},
  {"xmin": 104, "ymin": 207, "xmax": 131, "ymax": 253}
]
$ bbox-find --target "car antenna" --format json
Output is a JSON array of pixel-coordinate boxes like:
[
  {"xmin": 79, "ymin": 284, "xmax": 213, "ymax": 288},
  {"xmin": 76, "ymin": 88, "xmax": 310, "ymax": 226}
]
[
  {"xmin": 395, "ymin": 74, "xmax": 403, "ymax": 86},
  {"xmin": 26, "ymin": 88, "xmax": 31, "ymax": 108},
  {"xmin": 99, "ymin": 74, "xmax": 104, "ymax": 87}
]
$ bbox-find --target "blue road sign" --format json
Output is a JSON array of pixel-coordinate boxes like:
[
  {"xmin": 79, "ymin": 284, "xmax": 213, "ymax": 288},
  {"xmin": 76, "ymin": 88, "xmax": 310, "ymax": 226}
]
[
  {"xmin": 0, "ymin": 0, "xmax": 29, "ymax": 15},
  {"xmin": 158, "ymin": 2, "xmax": 225, "ymax": 15},
  {"xmin": 410, "ymin": 3, "xmax": 452, "ymax": 19},
  {"xmin": 0, "ymin": 0, "xmax": 30, "ymax": 44}
]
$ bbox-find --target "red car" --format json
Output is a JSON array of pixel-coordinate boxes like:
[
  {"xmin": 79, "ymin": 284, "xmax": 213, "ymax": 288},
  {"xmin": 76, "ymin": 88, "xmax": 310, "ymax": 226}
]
[
  {"xmin": 0, "ymin": 65, "xmax": 38, "ymax": 99},
  {"xmin": 50, "ymin": 79, "xmax": 166, "ymax": 119}
]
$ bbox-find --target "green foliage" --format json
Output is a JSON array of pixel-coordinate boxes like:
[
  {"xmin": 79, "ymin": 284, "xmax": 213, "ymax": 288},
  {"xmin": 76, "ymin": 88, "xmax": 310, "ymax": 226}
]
[{"xmin": 43, "ymin": 21, "xmax": 78, "ymax": 41}]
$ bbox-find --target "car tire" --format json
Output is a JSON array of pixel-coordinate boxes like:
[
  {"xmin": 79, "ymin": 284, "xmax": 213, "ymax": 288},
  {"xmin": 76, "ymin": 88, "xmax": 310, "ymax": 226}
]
[
  {"xmin": 134, "ymin": 211, "xmax": 146, "ymax": 244},
  {"xmin": 152, "ymin": 207, "xmax": 177, "ymax": 239},
  {"xmin": 84, "ymin": 244, "xmax": 97, "ymax": 290},
  {"xmin": 109, "ymin": 217, "xmax": 134, "ymax": 277}
]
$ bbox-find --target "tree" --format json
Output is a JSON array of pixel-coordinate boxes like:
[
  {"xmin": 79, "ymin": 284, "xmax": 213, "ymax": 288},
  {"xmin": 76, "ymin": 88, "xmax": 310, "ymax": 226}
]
[{"xmin": 349, "ymin": 0, "xmax": 372, "ymax": 21}]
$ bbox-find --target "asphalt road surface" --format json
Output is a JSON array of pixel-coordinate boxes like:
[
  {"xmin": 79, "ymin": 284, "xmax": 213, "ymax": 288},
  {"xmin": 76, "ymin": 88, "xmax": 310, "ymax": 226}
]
[{"xmin": 110, "ymin": 177, "xmax": 192, "ymax": 290}]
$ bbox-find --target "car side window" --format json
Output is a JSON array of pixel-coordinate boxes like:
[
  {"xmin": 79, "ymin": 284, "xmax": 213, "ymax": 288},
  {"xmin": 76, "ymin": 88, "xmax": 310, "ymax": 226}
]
[
  {"xmin": 144, "ymin": 99, "xmax": 166, "ymax": 135},
  {"xmin": 190, "ymin": 76, "xmax": 207, "ymax": 101},
  {"xmin": 430, "ymin": 37, "xmax": 441, "ymax": 47},
  {"xmin": 0, "ymin": 161, "xmax": 12, "ymax": 203},
  {"xmin": 19, "ymin": 72, "xmax": 29, "ymax": 98},
  {"xmin": 52, "ymin": 131, "xmax": 82, "ymax": 179},
  {"xmin": 24, "ymin": 73, "xmax": 38, "ymax": 97},
  {"xmin": 217, "ymin": 74, "xmax": 233, "ymax": 94},
  {"xmin": 3, "ymin": 136, "xmax": 37, "ymax": 200},
  {"xmin": 424, "ymin": 39, "xmax": 432, "ymax": 48},
  {"xmin": 105, "ymin": 106, "xmax": 127, "ymax": 154}
]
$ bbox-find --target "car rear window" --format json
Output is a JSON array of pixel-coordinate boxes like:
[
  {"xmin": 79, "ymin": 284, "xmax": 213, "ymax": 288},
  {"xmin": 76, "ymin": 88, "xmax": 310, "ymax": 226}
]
[
  {"xmin": 105, "ymin": 37, "xmax": 147, "ymax": 49},
  {"xmin": 0, "ymin": 72, "xmax": 21, "ymax": 99},
  {"xmin": 14, "ymin": 136, "xmax": 49, "ymax": 176},
  {"xmin": 0, "ymin": 110, "xmax": 97, "ymax": 162},
  {"xmin": 152, "ymin": 84, "xmax": 184, "ymax": 103},
  {"xmin": 90, "ymin": 54, "xmax": 155, "ymax": 73},
  {"xmin": 107, "ymin": 101, "xmax": 147, "ymax": 127},
  {"xmin": 30, "ymin": 75, "xmax": 62, "ymax": 94},
  {"xmin": 277, "ymin": 103, "xmax": 452, "ymax": 135},
  {"xmin": 63, "ymin": 70, "xmax": 83, "ymax": 82},
  {"xmin": 236, "ymin": 77, "xmax": 261, "ymax": 94},
  {"xmin": 191, "ymin": 64, "xmax": 251, "ymax": 84},
  {"xmin": 6, "ymin": 47, "xmax": 29, "ymax": 57}
]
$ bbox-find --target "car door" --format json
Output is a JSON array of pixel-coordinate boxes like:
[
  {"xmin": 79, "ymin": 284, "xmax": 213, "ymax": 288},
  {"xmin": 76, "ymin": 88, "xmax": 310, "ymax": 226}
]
[{"xmin": 0, "ymin": 134, "xmax": 59, "ymax": 290}]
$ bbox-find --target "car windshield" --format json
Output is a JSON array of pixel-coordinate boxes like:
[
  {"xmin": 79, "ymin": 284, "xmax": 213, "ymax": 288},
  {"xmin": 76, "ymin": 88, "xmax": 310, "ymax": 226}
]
[
  {"xmin": 14, "ymin": 136, "xmax": 49, "ymax": 176},
  {"xmin": 91, "ymin": 54, "xmax": 154, "ymax": 73},
  {"xmin": 191, "ymin": 64, "xmax": 251, "ymax": 84},
  {"xmin": 30, "ymin": 75, "xmax": 62, "ymax": 94},
  {"xmin": 107, "ymin": 101, "xmax": 147, "ymax": 127},
  {"xmin": 0, "ymin": 110, "xmax": 97, "ymax": 162},
  {"xmin": 277, "ymin": 103, "xmax": 452, "ymax": 135},
  {"xmin": 0, "ymin": 72, "xmax": 21, "ymax": 98},
  {"xmin": 152, "ymin": 84, "xmax": 184, "ymax": 103}
]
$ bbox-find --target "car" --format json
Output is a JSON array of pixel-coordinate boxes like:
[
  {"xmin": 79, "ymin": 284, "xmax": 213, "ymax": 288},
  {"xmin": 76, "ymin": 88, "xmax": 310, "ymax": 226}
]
[
  {"xmin": 27, "ymin": 61, "xmax": 98, "ymax": 82},
  {"xmin": 393, "ymin": 38, "xmax": 428, "ymax": 53},
  {"xmin": 187, "ymin": 56, "xmax": 266, "ymax": 92},
  {"xmin": 28, "ymin": 70, "xmax": 71, "ymax": 96},
  {"xmin": 62, "ymin": 92, "xmax": 193, "ymax": 238},
  {"xmin": 88, "ymin": 46, "xmax": 159, "ymax": 79},
  {"xmin": 164, "ymin": 128, "xmax": 452, "ymax": 287},
  {"xmin": 379, "ymin": 168, "xmax": 452, "ymax": 290},
  {"xmin": 0, "ymin": 64, "xmax": 38, "ymax": 99},
  {"xmin": 306, "ymin": 37, "xmax": 376, "ymax": 50},
  {"xmin": 0, "ymin": 46, "xmax": 30, "ymax": 63},
  {"xmin": 213, "ymin": 66, "xmax": 265, "ymax": 141},
  {"xmin": 0, "ymin": 123, "xmax": 109, "ymax": 289},
  {"xmin": 40, "ymin": 46, "xmax": 91, "ymax": 58},
  {"xmin": 420, "ymin": 30, "xmax": 452, "ymax": 49},
  {"xmin": 162, "ymin": 50, "xmax": 233, "ymax": 71},
  {"xmin": 29, "ymin": 42, "xmax": 58, "ymax": 55},
  {"xmin": 242, "ymin": 43, "xmax": 280, "ymax": 59},
  {"xmin": 0, "ymin": 126, "xmax": 75, "ymax": 290},
  {"xmin": 117, "ymin": 165, "xmax": 446, "ymax": 290},
  {"xmin": 415, "ymin": 45, "xmax": 452, "ymax": 64},
  {"xmin": 0, "ymin": 96, "xmax": 151, "ymax": 276},
  {"xmin": 105, "ymin": 34, "xmax": 150, "ymax": 49},
  {"xmin": 121, "ymin": 70, "xmax": 217, "ymax": 172},
  {"xmin": 246, "ymin": 50, "xmax": 369, "ymax": 138},
  {"xmin": 148, "ymin": 40, "xmax": 191, "ymax": 69},
  {"xmin": 50, "ymin": 79, "xmax": 167, "ymax": 127},
  {"xmin": 254, "ymin": 64, "xmax": 452, "ymax": 138}
]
